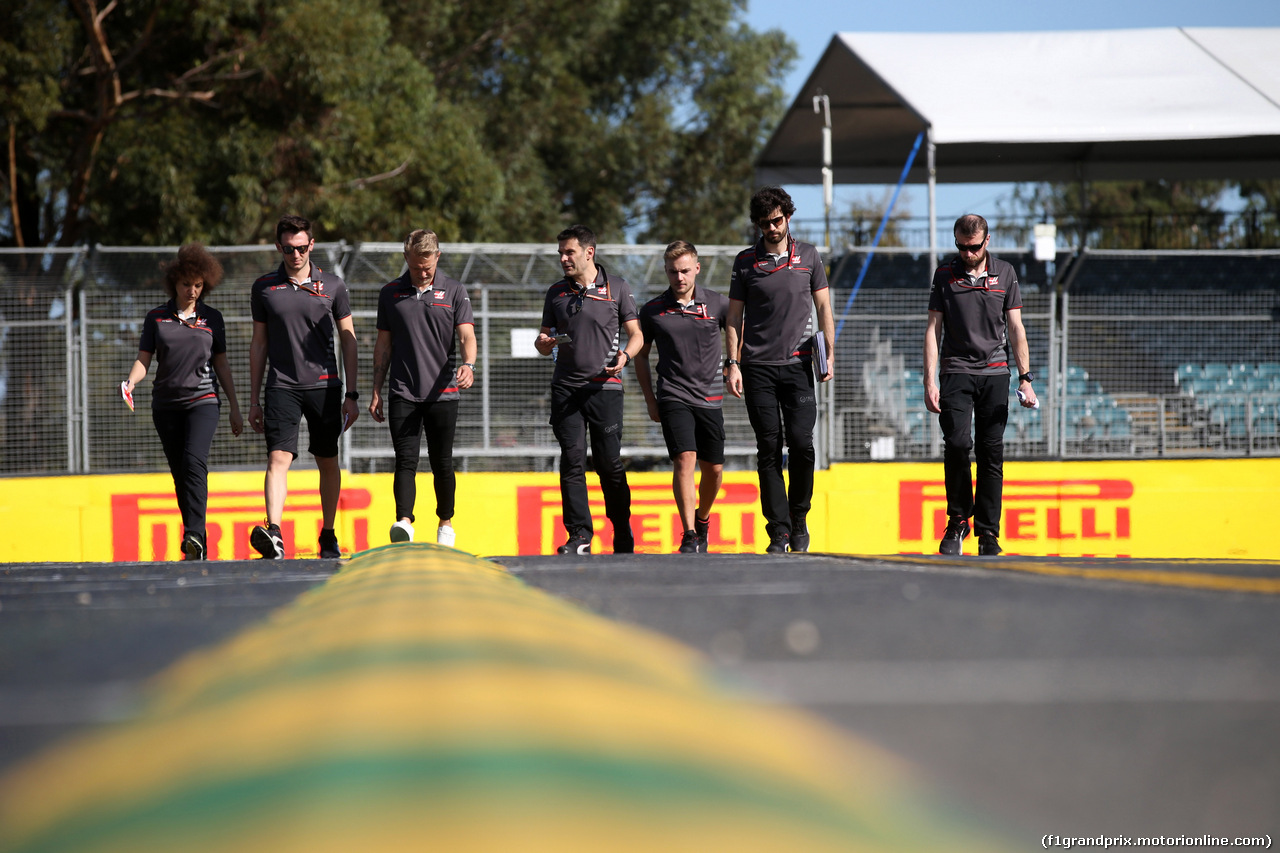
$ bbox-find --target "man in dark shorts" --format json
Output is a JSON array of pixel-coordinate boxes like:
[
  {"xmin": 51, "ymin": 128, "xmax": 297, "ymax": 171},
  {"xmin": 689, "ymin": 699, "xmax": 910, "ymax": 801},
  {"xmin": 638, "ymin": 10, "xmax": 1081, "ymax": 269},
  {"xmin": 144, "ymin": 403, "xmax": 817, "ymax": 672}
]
[
  {"xmin": 634, "ymin": 241, "xmax": 729, "ymax": 554},
  {"xmin": 535, "ymin": 224, "xmax": 641, "ymax": 556},
  {"xmin": 726, "ymin": 186, "xmax": 835, "ymax": 554},
  {"xmin": 925, "ymin": 213, "xmax": 1038, "ymax": 556},
  {"xmin": 370, "ymin": 229, "xmax": 476, "ymax": 548},
  {"xmin": 247, "ymin": 214, "xmax": 360, "ymax": 559}
]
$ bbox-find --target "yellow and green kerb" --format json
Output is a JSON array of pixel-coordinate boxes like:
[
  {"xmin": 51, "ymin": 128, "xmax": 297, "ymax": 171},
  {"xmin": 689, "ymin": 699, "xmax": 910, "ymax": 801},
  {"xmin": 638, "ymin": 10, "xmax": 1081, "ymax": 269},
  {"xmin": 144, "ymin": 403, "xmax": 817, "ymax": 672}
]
[{"xmin": 0, "ymin": 545, "xmax": 1011, "ymax": 852}]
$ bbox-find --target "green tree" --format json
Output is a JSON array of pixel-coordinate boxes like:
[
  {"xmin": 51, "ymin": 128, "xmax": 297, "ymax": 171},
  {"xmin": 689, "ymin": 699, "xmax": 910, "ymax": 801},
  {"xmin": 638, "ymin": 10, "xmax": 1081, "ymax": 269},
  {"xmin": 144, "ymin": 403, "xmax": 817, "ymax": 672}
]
[
  {"xmin": 1005, "ymin": 180, "xmax": 1231, "ymax": 250},
  {"xmin": 1236, "ymin": 179, "xmax": 1280, "ymax": 248},
  {"xmin": 1, "ymin": 0, "xmax": 795, "ymax": 247}
]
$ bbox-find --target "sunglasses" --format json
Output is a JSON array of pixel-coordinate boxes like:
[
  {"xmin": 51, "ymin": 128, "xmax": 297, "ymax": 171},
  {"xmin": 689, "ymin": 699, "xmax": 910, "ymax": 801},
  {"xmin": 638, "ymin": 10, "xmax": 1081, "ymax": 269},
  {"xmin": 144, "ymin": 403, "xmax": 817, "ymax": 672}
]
[
  {"xmin": 281, "ymin": 244, "xmax": 311, "ymax": 255},
  {"xmin": 756, "ymin": 214, "xmax": 785, "ymax": 230},
  {"xmin": 955, "ymin": 238, "xmax": 986, "ymax": 253}
]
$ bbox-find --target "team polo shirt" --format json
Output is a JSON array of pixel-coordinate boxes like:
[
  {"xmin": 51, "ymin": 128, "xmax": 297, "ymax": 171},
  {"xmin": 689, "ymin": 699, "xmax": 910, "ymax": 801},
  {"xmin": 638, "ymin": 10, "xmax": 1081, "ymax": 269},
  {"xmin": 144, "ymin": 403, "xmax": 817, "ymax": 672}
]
[
  {"xmin": 927, "ymin": 254, "xmax": 1023, "ymax": 375},
  {"xmin": 540, "ymin": 265, "xmax": 638, "ymax": 391},
  {"xmin": 139, "ymin": 300, "xmax": 227, "ymax": 410},
  {"xmin": 728, "ymin": 237, "xmax": 828, "ymax": 365},
  {"xmin": 376, "ymin": 271, "xmax": 474, "ymax": 403},
  {"xmin": 638, "ymin": 286, "xmax": 729, "ymax": 408},
  {"xmin": 250, "ymin": 263, "xmax": 352, "ymax": 389}
]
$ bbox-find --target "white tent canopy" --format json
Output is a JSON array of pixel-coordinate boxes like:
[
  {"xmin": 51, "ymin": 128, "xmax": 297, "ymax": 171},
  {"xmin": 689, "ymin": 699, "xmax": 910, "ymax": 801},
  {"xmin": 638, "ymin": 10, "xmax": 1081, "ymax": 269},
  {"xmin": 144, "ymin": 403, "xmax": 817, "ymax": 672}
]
[{"xmin": 756, "ymin": 27, "xmax": 1280, "ymax": 186}]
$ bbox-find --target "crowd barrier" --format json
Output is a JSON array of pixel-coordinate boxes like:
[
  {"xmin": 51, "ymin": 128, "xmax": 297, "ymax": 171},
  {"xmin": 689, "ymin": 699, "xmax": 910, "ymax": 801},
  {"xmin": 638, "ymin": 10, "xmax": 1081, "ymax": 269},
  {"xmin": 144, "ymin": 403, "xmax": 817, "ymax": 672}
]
[{"xmin": 2, "ymin": 459, "xmax": 1274, "ymax": 561}]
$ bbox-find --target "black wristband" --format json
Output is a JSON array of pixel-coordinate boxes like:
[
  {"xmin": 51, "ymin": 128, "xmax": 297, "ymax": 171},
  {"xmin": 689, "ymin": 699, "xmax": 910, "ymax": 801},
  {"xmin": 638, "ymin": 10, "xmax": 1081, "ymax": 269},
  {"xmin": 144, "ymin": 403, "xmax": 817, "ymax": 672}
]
[
  {"xmin": 345, "ymin": 391, "xmax": 359, "ymax": 400},
  {"xmin": 725, "ymin": 358, "xmax": 740, "ymax": 367}
]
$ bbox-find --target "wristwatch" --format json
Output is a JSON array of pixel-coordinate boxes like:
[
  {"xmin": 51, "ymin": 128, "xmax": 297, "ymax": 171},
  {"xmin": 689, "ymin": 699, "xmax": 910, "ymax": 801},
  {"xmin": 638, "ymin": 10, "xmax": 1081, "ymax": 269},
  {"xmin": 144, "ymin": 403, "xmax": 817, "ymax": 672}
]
[
  {"xmin": 461, "ymin": 362, "xmax": 475, "ymax": 370},
  {"xmin": 1018, "ymin": 372, "xmax": 1036, "ymax": 383},
  {"xmin": 725, "ymin": 358, "xmax": 740, "ymax": 367},
  {"xmin": 345, "ymin": 390, "xmax": 360, "ymax": 400}
]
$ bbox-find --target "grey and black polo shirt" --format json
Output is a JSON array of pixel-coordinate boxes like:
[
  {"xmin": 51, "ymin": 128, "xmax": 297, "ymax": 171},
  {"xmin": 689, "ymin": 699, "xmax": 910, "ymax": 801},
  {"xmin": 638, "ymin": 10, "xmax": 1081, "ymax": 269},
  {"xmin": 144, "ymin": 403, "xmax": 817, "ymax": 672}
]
[
  {"xmin": 728, "ymin": 236, "xmax": 829, "ymax": 365},
  {"xmin": 250, "ymin": 263, "xmax": 352, "ymax": 389},
  {"xmin": 138, "ymin": 299, "xmax": 227, "ymax": 410},
  {"xmin": 540, "ymin": 265, "xmax": 638, "ymax": 391},
  {"xmin": 927, "ymin": 254, "xmax": 1023, "ymax": 375},
  {"xmin": 638, "ymin": 285, "xmax": 729, "ymax": 408},
  {"xmin": 376, "ymin": 270, "xmax": 474, "ymax": 403}
]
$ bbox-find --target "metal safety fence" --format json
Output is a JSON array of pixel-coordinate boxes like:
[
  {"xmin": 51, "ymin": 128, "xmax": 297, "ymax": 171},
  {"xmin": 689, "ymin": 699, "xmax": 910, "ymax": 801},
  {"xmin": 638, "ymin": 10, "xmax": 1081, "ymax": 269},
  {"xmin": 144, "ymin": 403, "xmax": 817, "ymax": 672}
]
[{"xmin": 1, "ymin": 244, "xmax": 1277, "ymax": 477}]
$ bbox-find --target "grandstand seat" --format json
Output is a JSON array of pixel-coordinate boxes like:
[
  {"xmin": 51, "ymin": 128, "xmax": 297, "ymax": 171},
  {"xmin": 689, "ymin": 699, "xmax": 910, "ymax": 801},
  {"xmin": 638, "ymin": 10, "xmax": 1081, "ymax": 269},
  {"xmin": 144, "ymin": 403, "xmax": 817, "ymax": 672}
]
[
  {"xmin": 1066, "ymin": 377, "xmax": 1089, "ymax": 396},
  {"xmin": 1201, "ymin": 363, "xmax": 1230, "ymax": 380},
  {"xmin": 1253, "ymin": 416, "xmax": 1279, "ymax": 437},
  {"xmin": 1174, "ymin": 364, "xmax": 1199, "ymax": 386},
  {"xmin": 1065, "ymin": 365, "xmax": 1089, "ymax": 380},
  {"xmin": 1106, "ymin": 418, "xmax": 1132, "ymax": 437},
  {"xmin": 1256, "ymin": 363, "xmax": 1280, "ymax": 380},
  {"xmin": 1187, "ymin": 378, "xmax": 1219, "ymax": 396},
  {"xmin": 1240, "ymin": 376, "xmax": 1269, "ymax": 393},
  {"xmin": 903, "ymin": 410, "xmax": 930, "ymax": 443},
  {"xmin": 1229, "ymin": 363, "xmax": 1254, "ymax": 380}
]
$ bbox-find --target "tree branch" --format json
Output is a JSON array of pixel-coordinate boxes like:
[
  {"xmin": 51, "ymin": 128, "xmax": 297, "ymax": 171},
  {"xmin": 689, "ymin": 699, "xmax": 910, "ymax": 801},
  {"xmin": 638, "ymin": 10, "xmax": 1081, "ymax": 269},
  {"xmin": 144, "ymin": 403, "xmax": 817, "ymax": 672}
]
[
  {"xmin": 8, "ymin": 125, "xmax": 24, "ymax": 249},
  {"xmin": 118, "ymin": 88, "xmax": 217, "ymax": 105},
  {"xmin": 339, "ymin": 159, "xmax": 412, "ymax": 190}
]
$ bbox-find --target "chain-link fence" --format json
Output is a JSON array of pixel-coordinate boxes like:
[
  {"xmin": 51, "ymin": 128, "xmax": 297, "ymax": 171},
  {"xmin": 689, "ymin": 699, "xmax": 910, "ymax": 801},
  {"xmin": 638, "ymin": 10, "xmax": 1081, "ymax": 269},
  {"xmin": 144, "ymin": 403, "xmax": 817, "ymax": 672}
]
[{"xmin": 2, "ymin": 243, "xmax": 1278, "ymax": 477}]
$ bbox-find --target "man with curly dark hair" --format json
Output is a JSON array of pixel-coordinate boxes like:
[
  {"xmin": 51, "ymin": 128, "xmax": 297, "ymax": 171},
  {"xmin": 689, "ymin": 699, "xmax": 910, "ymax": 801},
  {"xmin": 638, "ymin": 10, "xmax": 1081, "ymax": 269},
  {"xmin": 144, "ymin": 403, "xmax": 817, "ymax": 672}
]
[{"xmin": 726, "ymin": 187, "xmax": 835, "ymax": 554}]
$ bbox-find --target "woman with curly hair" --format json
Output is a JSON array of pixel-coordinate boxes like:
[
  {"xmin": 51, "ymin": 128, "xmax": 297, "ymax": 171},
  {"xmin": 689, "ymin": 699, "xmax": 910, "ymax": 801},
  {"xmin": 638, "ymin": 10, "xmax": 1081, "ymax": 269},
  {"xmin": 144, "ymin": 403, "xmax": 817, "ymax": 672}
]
[{"xmin": 122, "ymin": 244, "xmax": 243, "ymax": 560}]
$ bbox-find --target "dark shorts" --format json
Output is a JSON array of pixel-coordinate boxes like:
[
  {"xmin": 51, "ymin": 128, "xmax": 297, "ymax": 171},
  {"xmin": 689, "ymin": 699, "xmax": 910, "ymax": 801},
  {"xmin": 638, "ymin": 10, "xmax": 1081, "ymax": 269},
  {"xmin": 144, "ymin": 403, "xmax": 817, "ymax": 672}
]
[
  {"xmin": 263, "ymin": 386, "xmax": 343, "ymax": 458},
  {"xmin": 659, "ymin": 399, "xmax": 726, "ymax": 464}
]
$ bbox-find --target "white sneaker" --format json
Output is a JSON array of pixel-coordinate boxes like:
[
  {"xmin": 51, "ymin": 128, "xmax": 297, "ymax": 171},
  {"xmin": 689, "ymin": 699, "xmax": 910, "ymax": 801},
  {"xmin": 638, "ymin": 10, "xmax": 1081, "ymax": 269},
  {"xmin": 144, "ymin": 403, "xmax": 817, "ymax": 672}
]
[
  {"xmin": 389, "ymin": 520, "xmax": 414, "ymax": 543},
  {"xmin": 436, "ymin": 525, "xmax": 456, "ymax": 547}
]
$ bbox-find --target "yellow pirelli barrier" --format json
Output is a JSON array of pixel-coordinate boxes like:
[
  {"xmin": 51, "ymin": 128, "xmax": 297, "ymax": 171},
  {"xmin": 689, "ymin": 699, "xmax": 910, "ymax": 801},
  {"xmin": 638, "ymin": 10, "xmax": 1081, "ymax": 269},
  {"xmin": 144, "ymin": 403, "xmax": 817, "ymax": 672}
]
[
  {"xmin": 0, "ymin": 545, "xmax": 1012, "ymax": 853},
  {"xmin": 0, "ymin": 458, "xmax": 1275, "ymax": 561}
]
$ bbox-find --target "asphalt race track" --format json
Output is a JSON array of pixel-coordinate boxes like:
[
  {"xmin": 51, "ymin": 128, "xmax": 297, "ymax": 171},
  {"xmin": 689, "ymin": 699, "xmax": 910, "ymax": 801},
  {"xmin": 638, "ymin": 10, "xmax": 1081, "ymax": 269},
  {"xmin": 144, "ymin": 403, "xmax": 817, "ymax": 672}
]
[{"xmin": 1, "ymin": 550, "xmax": 1277, "ymax": 845}]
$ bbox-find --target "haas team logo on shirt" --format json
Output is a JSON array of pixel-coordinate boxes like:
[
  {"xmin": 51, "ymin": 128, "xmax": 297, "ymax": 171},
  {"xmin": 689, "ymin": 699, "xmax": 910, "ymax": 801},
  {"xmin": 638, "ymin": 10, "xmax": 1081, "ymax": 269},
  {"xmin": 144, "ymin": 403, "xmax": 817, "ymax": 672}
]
[{"xmin": 434, "ymin": 290, "xmax": 446, "ymax": 300}]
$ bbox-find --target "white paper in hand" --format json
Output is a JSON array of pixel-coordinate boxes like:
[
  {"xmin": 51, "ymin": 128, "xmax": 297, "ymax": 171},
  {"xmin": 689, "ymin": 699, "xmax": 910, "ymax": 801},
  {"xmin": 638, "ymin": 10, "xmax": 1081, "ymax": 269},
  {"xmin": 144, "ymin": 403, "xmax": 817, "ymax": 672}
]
[
  {"xmin": 1016, "ymin": 389, "xmax": 1040, "ymax": 409},
  {"xmin": 120, "ymin": 381, "xmax": 135, "ymax": 411}
]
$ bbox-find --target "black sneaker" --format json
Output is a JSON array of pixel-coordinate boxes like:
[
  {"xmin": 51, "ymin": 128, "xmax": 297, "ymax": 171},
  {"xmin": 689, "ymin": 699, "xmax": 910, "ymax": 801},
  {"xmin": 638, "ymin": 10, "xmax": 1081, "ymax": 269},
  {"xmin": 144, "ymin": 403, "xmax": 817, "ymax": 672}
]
[
  {"xmin": 766, "ymin": 531, "xmax": 790, "ymax": 554},
  {"xmin": 180, "ymin": 532, "xmax": 205, "ymax": 561},
  {"xmin": 977, "ymin": 533, "xmax": 1003, "ymax": 556},
  {"xmin": 939, "ymin": 517, "xmax": 970, "ymax": 555},
  {"xmin": 678, "ymin": 529, "xmax": 703, "ymax": 554},
  {"xmin": 789, "ymin": 515, "xmax": 810, "ymax": 553},
  {"xmin": 250, "ymin": 523, "xmax": 285, "ymax": 559},
  {"xmin": 557, "ymin": 531, "xmax": 592, "ymax": 556},
  {"xmin": 694, "ymin": 514, "xmax": 710, "ymax": 550},
  {"xmin": 318, "ymin": 528, "xmax": 341, "ymax": 559},
  {"xmin": 613, "ymin": 522, "xmax": 634, "ymax": 554}
]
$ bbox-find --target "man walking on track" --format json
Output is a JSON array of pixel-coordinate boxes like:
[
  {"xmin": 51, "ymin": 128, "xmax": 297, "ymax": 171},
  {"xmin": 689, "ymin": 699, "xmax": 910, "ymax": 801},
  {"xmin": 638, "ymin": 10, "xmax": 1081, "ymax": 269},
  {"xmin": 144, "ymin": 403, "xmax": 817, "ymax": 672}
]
[
  {"xmin": 634, "ymin": 241, "xmax": 729, "ymax": 554},
  {"xmin": 369, "ymin": 229, "xmax": 477, "ymax": 548},
  {"xmin": 924, "ymin": 213, "xmax": 1038, "ymax": 557},
  {"xmin": 247, "ymin": 214, "xmax": 360, "ymax": 559},
  {"xmin": 535, "ymin": 224, "xmax": 641, "ymax": 556},
  {"xmin": 726, "ymin": 186, "xmax": 836, "ymax": 554}
]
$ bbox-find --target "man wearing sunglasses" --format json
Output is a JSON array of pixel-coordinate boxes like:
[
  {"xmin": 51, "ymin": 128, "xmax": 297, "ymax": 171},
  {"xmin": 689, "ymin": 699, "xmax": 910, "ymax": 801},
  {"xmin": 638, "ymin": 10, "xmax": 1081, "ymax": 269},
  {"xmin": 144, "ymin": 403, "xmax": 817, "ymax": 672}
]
[
  {"xmin": 726, "ymin": 186, "xmax": 836, "ymax": 554},
  {"xmin": 247, "ymin": 214, "xmax": 360, "ymax": 560},
  {"xmin": 924, "ymin": 213, "xmax": 1038, "ymax": 557},
  {"xmin": 634, "ymin": 241, "xmax": 730, "ymax": 554},
  {"xmin": 536, "ymin": 224, "xmax": 641, "ymax": 556}
]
